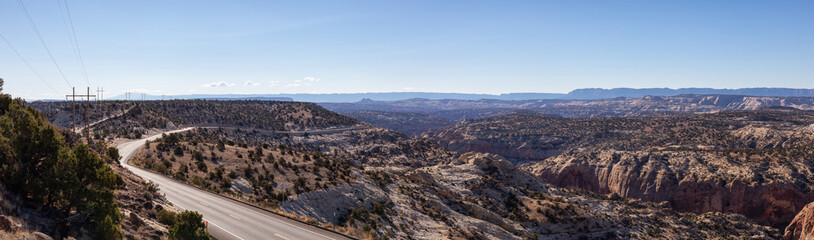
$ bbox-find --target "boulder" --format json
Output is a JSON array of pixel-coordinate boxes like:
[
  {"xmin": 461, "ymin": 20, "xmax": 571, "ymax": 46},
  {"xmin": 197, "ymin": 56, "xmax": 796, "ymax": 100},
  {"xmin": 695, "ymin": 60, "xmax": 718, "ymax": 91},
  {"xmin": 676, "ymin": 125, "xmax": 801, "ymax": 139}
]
[
  {"xmin": 129, "ymin": 212, "xmax": 144, "ymax": 228},
  {"xmin": 33, "ymin": 232, "xmax": 53, "ymax": 240},
  {"xmin": 0, "ymin": 215, "xmax": 13, "ymax": 232},
  {"xmin": 786, "ymin": 202, "xmax": 814, "ymax": 240}
]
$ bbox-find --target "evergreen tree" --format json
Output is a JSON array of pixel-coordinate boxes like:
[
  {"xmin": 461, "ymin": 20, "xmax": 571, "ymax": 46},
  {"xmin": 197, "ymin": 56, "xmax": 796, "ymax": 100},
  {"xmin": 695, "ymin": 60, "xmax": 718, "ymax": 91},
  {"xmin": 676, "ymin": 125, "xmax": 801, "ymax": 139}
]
[
  {"xmin": 0, "ymin": 93, "xmax": 122, "ymax": 238},
  {"xmin": 169, "ymin": 211, "xmax": 211, "ymax": 240},
  {"xmin": 107, "ymin": 146, "xmax": 122, "ymax": 164}
]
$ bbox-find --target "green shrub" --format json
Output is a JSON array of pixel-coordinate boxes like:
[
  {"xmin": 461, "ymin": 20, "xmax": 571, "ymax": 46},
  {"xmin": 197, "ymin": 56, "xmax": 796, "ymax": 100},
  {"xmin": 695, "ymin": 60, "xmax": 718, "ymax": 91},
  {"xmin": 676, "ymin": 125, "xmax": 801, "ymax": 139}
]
[
  {"xmin": 157, "ymin": 209, "xmax": 178, "ymax": 225},
  {"xmin": 169, "ymin": 211, "xmax": 211, "ymax": 240},
  {"xmin": 174, "ymin": 146, "xmax": 184, "ymax": 156},
  {"xmin": 216, "ymin": 141, "xmax": 225, "ymax": 152},
  {"xmin": 0, "ymin": 94, "xmax": 122, "ymax": 238},
  {"xmin": 107, "ymin": 146, "xmax": 121, "ymax": 163},
  {"xmin": 97, "ymin": 215, "xmax": 123, "ymax": 239}
]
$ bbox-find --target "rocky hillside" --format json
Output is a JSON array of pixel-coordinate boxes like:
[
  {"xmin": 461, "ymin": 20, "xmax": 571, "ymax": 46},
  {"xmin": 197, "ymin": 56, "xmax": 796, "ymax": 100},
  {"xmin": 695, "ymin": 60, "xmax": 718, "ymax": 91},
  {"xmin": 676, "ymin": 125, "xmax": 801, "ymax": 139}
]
[
  {"xmin": 320, "ymin": 95, "xmax": 814, "ymax": 137},
  {"xmin": 321, "ymin": 94, "xmax": 814, "ymax": 120},
  {"xmin": 29, "ymin": 97, "xmax": 799, "ymax": 238},
  {"xmin": 426, "ymin": 108, "xmax": 814, "ymax": 229},
  {"xmin": 31, "ymin": 100, "xmax": 359, "ymax": 139},
  {"xmin": 342, "ymin": 111, "xmax": 456, "ymax": 135},
  {"xmin": 285, "ymin": 152, "xmax": 778, "ymax": 239},
  {"xmin": 524, "ymin": 149, "xmax": 814, "ymax": 229},
  {"xmin": 0, "ymin": 91, "xmax": 180, "ymax": 239},
  {"xmin": 129, "ymin": 124, "xmax": 780, "ymax": 239}
]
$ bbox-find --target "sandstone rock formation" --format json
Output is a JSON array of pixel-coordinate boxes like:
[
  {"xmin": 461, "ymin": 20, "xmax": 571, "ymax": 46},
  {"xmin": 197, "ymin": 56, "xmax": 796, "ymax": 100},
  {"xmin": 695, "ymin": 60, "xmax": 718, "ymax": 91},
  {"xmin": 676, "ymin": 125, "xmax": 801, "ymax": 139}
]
[
  {"xmin": 522, "ymin": 149, "xmax": 814, "ymax": 229},
  {"xmin": 281, "ymin": 153, "xmax": 779, "ymax": 239},
  {"xmin": 428, "ymin": 108, "xmax": 814, "ymax": 229},
  {"xmin": 786, "ymin": 202, "xmax": 814, "ymax": 240}
]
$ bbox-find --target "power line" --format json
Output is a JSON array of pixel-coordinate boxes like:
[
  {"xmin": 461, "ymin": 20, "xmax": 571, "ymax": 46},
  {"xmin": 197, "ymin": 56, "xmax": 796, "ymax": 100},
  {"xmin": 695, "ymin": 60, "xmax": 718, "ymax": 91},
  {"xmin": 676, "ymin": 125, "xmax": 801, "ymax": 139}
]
[
  {"xmin": 0, "ymin": 33, "xmax": 59, "ymax": 94},
  {"xmin": 58, "ymin": 0, "xmax": 90, "ymax": 87},
  {"xmin": 18, "ymin": 0, "xmax": 74, "ymax": 88}
]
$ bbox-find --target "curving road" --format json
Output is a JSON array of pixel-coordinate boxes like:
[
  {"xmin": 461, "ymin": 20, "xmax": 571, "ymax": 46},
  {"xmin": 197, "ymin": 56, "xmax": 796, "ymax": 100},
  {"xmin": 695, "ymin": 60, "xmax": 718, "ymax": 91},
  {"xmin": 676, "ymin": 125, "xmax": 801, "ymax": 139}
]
[
  {"xmin": 117, "ymin": 128, "xmax": 351, "ymax": 240},
  {"xmin": 195, "ymin": 125, "xmax": 371, "ymax": 136}
]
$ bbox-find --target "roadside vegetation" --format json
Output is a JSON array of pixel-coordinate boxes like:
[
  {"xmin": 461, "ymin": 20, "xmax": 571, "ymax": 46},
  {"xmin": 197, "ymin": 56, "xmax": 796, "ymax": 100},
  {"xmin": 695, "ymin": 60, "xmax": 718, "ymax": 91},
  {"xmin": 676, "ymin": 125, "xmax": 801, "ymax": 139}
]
[
  {"xmin": 132, "ymin": 129, "xmax": 356, "ymax": 209},
  {"xmin": 167, "ymin": 211, "xmax": 211, "ymax": 240},
  {"xmin": 0, "ymin": 81, "xmax": 123, "ymax": 239},
  {"xmin": 31, "ymin": 100, "xmax": 359, "ymax": 139},
  {"xmin": 22, "ymin": 86, "xmax": 788, "ymax": 239},
  {"xmin": 129, "ymin": 120, "xmax": 779, "ymax": 239}
]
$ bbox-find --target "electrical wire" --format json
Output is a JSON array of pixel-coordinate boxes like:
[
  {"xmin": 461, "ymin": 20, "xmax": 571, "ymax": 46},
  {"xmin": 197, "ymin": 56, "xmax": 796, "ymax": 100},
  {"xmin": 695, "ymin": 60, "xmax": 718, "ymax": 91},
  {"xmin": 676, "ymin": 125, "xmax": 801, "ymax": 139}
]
[
  {"xmin": 58, "ymin": 0, "xmax": 90, "ymax": 87},
  {"xmin": 17, "ymin": 0, "xmax": 74, "ymax": 88},
  {"xmin": 0, "ymin": 33, "xmax": 60, "ymax": 94}
]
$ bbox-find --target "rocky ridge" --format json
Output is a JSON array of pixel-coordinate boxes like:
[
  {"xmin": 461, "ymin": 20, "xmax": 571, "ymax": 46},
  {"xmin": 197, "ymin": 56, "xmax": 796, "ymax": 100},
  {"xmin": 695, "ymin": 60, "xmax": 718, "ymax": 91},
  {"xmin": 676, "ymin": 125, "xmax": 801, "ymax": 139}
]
[
  {"xmin": 427, "ymin": 108, "xmax": 814, "ymax": 229},
  {"xmin": 282, "ymin": 152, "xmax": 779, "ymax": 239},
  {"xmin": 31, "ymin": 100, "xmax": 359, "ymax": 139},
  {"xmin": 131, "ymin": 125, "xmax": 781, "ymax": 239},
  {"xmin": 342, "ymin": 111, "xmax": 456, "ymax": 136},
  {"xmin": 786, "ymin": 202, "xmax": 814, "ymax": 240}
]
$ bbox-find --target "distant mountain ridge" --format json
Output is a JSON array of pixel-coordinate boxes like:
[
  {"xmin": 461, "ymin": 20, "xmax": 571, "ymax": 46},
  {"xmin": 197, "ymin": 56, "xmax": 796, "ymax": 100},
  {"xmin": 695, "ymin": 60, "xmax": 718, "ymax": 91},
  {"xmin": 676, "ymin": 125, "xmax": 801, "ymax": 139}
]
[
  {"xmin": 322, "ymin": 94, "xmax": 814, "ymax": 117},
  {"xmin": 568, "ymin": 88, "xmax": 814, "ymax": 99},
  {"xmin": 102, "ymin": 87, "xmax": 814, "ymax": 103}
]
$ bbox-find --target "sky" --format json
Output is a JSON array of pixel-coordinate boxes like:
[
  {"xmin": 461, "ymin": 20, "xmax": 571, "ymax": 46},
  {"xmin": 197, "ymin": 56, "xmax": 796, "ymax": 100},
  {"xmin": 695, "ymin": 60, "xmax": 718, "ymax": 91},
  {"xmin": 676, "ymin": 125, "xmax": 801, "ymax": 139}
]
[{"xmin": 1, "ymin": 0, "xmax": 813, "ymax": 100}]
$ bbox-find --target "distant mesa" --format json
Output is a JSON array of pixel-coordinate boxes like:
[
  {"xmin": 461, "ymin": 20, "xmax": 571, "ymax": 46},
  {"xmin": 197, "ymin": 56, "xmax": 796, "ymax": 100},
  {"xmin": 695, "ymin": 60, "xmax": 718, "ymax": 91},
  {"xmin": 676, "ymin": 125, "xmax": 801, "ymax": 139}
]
[
  {"xmin": 103, "ymin": 93, "xmax": 294, "ymax": 102},
  {"xmin": 94, "ymin": 88, "xmax": 814, "ymax": 103}
]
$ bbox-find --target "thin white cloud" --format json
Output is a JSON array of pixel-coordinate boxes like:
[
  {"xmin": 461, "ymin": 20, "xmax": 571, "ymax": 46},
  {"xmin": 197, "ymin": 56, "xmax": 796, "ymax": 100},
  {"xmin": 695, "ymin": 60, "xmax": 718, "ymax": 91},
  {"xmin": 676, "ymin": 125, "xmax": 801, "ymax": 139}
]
[
  {"xmin": 201, "ymin": 81, "xmax": 235, "ymax": 88},
  {"xmin": 269, "ymin": 80, "xmax": 280, "ymax": 87},
  {"xmin": 244, "ymin": 81, "xmax": 260, "ymax": 86},
  {"xmin": 287, "ymin": 77, "xmax": 320, "ymax": 87},
  {"xmin": 295, "ymin": 76, "xmax": 320, "ymax": 83}
]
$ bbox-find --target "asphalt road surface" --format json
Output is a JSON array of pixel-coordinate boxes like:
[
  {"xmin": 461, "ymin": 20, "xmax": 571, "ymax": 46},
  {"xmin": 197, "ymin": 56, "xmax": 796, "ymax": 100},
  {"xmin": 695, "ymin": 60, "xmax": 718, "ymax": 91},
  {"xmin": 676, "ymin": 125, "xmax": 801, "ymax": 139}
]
[{"xmin": 118, "ymin": 128, "xmax": 351, "ymax": 240}]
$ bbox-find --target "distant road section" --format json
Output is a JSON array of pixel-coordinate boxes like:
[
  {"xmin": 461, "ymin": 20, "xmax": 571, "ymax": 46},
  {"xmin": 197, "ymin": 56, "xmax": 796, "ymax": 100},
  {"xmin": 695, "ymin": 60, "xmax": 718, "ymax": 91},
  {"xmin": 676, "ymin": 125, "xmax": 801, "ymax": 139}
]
[
  {"xmin": 196, "ymin": 125, "xmax": 371, "ymax": 136},
  {"xmin": 117, "ymin": 128, "xmax": 351, "ymax": 240}
]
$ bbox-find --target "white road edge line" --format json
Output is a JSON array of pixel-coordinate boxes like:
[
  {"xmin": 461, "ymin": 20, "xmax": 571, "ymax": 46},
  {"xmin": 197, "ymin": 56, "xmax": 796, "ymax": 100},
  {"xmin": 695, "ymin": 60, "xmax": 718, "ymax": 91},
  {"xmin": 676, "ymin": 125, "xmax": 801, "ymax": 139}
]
[
  {"xmin": 169, "ymin": 200, "xmax": 246, "ymax": 240},
  {"xmin": 150, "ymin": 171, "xmax": 337, "ymax": 240},
  {"xmin": 178, "ymin": 185, "xmax": 337, "ymax": 240},
  {"xmin": 124, "ymin": 127, "xmax": 340, "ymax": 240},
  {"xmin": 275, "ymin": 233, "xmax": 291, "ymax": 240},
  {"xmin": 250, "ymin": 207, "xmax": 336, "ymax": 240}
]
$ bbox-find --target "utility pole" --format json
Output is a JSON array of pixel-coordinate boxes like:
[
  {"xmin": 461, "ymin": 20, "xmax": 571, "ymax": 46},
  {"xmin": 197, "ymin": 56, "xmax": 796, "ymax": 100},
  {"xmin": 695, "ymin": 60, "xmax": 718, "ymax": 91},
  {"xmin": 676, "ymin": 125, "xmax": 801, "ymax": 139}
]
[
  {"xmin": 65, "ymin": 87, "xmax": 96, "ymax": 136},
  {"xmin": 71, "ymin": 87, "xmax": 75, "ymax": 131},
  {"xmin": 86, "ymin": 87, "xmax": 90, "ymax": 137},
  {"xmin": 96, "ymin": 87, "xmax": 105, "ymax": 101}
]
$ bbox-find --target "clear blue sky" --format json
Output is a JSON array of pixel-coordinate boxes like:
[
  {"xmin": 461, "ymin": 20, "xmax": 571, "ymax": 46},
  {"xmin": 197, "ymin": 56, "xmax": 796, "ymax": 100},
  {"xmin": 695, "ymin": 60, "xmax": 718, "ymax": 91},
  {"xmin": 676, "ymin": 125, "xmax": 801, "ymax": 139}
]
[{"xmin": 1, "ymin": 0, "xmax": 813, "ymax": 100}]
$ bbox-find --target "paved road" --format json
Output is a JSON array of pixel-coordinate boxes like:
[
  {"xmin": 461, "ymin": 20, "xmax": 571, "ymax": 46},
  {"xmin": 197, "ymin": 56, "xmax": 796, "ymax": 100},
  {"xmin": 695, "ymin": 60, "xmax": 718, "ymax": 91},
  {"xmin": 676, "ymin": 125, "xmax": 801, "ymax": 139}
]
[
  {"xmin": 118, "ymin": 128, "xmax": 351, "ymax": 240},
  {"xmin": 196, "ymin": 125, "xmax": 371, "ymax": 136},
  {"xmin": 75, "ymin": 106, "xmax": 134, "ymax": 133}
]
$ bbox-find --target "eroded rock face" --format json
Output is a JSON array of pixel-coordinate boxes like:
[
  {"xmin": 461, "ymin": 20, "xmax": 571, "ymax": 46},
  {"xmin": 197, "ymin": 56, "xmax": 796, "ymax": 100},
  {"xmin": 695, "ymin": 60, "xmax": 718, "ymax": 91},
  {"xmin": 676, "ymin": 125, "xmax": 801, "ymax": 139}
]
[
  {"xmin": 280, "ymin": 153, "xmax": 779, "ymax": 239},
  {"xmin": 786, "ymin": 202, "xmax": 814, "ymax": 240},
  {"xmin": 428, "ymin": 109, "xmax": 814, "ymax": 229},
  {"xmin": 522, "ymin": 150, "xmax": 814, "ymax": 229}
]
